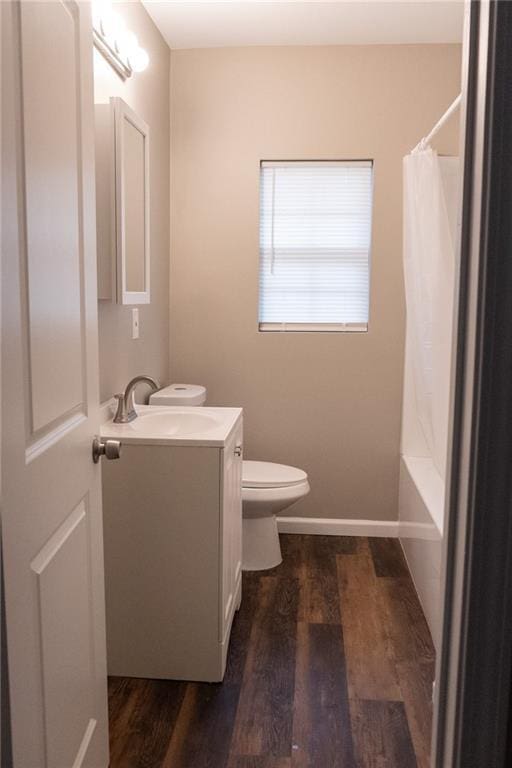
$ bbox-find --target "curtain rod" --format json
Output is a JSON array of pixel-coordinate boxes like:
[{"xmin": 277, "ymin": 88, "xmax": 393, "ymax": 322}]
[{"xmin": 412, "ymin": 93, "xmax": 462, "ymax": 154}]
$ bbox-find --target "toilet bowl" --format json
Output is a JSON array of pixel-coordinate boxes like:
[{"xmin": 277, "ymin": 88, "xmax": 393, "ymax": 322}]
[
  {"xmin": 149, "ymin": 385, "xmax": 310, "ymax": 571},
  {"xmin": 242, "ymin": 461, "xmax": 310, "ymax": 571}
]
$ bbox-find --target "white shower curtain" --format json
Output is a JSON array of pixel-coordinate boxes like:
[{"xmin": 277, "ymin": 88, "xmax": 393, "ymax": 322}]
[{"xmin": 402, "ymin": 148, "xmax": 457, "ymax": 480}]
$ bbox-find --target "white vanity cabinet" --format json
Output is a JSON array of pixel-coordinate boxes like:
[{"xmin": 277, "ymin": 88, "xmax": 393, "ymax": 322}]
[{"xmin": 101, "ymin": 410, "xmax": 242, "ymax": 682}]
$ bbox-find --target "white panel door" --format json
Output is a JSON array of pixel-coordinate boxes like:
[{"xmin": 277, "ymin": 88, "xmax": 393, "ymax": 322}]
[{"xmin": 1, "ymin": 2, "xmax": 109, "ymax": 767}]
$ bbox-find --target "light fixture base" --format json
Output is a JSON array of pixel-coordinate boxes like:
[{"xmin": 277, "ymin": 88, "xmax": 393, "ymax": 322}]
[{"xmin": 93, "ymin": 28, "xmax": 132, "ymax": 80}]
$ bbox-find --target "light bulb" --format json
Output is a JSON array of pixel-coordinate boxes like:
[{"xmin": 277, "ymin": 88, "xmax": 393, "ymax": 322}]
[
  {"xmin": 129, "ymin": 47, "xmax": 149, "ymax": 73},
  {"xmin": 93, "ymin": 3, "xmax": 149, "ymax": 78}
]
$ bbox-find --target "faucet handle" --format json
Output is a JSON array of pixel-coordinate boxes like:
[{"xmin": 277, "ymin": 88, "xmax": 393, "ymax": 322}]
[{"xmin": 113, "ymin": 393, "xmax": 127, "ymax": 424}]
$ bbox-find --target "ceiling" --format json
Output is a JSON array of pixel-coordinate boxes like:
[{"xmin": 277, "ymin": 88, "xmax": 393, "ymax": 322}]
[{"xmin": 140, "ymin": 1, "xmax": 464, "ymax": 50}]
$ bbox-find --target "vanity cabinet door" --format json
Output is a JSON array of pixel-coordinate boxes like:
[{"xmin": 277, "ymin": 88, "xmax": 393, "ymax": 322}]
[{"xmin": 220, "ymin": 421, "xmax": 243, "ymax": 641}]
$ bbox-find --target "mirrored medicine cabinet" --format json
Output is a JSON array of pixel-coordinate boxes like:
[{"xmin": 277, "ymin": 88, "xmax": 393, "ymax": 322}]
[{"xmin": 95, "ymin": 96, "xmax": 150, "ymax": 305}]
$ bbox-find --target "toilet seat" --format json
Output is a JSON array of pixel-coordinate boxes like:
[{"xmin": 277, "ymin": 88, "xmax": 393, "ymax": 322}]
[{"xmin": 242, "ymin": 460, "xmax": 308, "ymax": 489}]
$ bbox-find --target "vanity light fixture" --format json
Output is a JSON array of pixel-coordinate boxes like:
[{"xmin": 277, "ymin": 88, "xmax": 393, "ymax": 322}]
[{"xmin": 92, "ymin": 0, "xmax": 149, "ymax": 80}]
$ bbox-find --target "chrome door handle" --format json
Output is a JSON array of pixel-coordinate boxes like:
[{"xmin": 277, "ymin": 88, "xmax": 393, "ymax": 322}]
[{"xmin": 92, "ymin": 437, "xmax": 122, "ymax": 464}]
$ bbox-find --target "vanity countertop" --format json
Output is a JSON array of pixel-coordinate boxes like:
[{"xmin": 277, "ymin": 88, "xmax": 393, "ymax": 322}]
[{"xmin": 100, "ymin": 405, "xmax": 243, "ymax": 447}]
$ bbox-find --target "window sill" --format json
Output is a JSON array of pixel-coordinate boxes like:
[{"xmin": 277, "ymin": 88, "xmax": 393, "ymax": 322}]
[{"xmin": 258, "ymin": 322, "xmax": 368, "ymax": 333}]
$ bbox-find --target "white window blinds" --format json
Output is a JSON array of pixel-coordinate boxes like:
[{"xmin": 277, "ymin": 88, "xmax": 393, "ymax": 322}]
[{"xmin": 259, "ymin": 160, "xmax": 373, "ymax": 332}]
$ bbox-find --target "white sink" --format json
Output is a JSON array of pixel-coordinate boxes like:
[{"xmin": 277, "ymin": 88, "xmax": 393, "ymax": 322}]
[
  {"xmin": 101, "ymin": 405, "xmax": 243, "ymax": 447},
  {"xmin": 130, "ymin": 409, "xmax": 221, "ymax": 436}
]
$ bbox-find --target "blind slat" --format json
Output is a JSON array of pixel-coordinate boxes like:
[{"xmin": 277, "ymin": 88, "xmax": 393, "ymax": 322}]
[{"xmin": 259, "ymin": 161, "xmax": 373, "ymax": 328}]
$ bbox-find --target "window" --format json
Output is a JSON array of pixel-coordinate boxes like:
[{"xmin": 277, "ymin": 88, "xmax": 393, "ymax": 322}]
[{"xmin": 259, "ymin": 160, "xmax": 373, "ymax": 332}]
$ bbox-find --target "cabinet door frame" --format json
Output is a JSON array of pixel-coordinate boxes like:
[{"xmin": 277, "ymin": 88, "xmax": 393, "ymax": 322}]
[
  {"xmin": 219, "ymin": 420, "xmax": 243, "ymax": 643},
  {"xmin": 113, "ymin": 96, "xmax": 150, "ymax": 306}
]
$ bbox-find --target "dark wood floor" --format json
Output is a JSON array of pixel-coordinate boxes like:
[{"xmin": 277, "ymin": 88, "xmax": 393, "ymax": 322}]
[{"xmin": 108, "ymin": 535, "xmax": 435, "ymax": 768}]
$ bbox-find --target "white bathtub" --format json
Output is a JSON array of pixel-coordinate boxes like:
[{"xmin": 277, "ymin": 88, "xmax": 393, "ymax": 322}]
[{"xmin": 399, "ymin": 454, "xmax": 444, "ymax": 650}]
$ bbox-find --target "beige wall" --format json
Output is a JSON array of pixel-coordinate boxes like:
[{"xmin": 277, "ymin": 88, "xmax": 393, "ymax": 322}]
[
  {"xmin": 94, "ymin": 2, "xmax": 170, "ymax": 402},
  {"xmin": 170, "ymin": 44, "xmax": 461, "ymax": 521}
]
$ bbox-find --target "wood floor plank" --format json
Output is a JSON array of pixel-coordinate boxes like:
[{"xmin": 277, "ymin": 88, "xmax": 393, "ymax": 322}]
[
  {"xmin": 225, "ymin": 571, "xmax": 263, "ymax": 684},
  {"xmin": 264, "ymin": 534, "xmax": 307, "ymax": 579},
  {"xmin": 229, "ymin": 576, "xmax": 299, "ymax": 758},
  {"xmin": 368, "ymin": 537, "xmax": 409, "ymax": 577},
  {"xmin": 266, "ymin": 535, "xmax": 358, "ymax": 580},
  {"xmin": 299, "ymin": 576, "xmax": 340, "ymax": 624},
  {"xmin": 108, "ymin": 677, "xmax": 186, "ymax": 768},
  {"xmin": 350, "ymin": 699, "xmax": 417, "ymax": 768},
  {"xmin": 291, "ymin": 622, "xmax": 356, "ymax": 768},
  {"xmin": 229, "ymin": 758, "xmax": 292, "ymax": 768},
  {"xmin": 337, "ymin": 541, "xmax": 401, "ymax": 701},
  {"xmin": 396, "ymin": 660, "xmax": 435, "ymax": 768},
  {"xmin": 162, "ymin": 681, "xmax": 241, "ymax": 768},
  {"xmin": 298, "ymin": 536, "xmax": 342, "ymax": 624},
  {"xmin": 379, "ymin": 577, "xmax": 435, "ymax": 664},
  {"xmin": 108, "ymin": 677, "xmax": 146, "ymax": 766},
  {"xmin": 306, "ymin": 534, "xmax": 359, "ymax": 558},
  {"xmin": 108, "ymin": 675, "xmax": 141, "ymax": 733},
  {"xmin": 267, "ymin": 535, "xmax": 357, "ymax": 624}
]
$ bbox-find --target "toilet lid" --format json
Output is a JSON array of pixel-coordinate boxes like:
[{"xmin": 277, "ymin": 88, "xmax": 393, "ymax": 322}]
[{"xmin": 242, "ymin": 460, "xmax": 308, "ymax": 489}]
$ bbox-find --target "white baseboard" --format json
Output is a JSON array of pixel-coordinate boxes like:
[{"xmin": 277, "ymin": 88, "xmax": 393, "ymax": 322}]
[{"xmin": 276, "ymin": 516, "xmax": 400, "ymax": 538}]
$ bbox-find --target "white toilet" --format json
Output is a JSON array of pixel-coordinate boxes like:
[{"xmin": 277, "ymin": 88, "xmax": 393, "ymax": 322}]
[
  {"xmin": 149, "ymin": 384, "xmax": 310, "ymax": 571},
  {"xmin": 241, "ymin": 460, "xmax": 310, "ymax": 570}
]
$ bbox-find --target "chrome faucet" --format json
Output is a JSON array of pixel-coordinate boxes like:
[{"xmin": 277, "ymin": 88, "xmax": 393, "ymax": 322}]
[{"xmin": 113, "ymin": 375, "xmax": 160, "ymax": 423}]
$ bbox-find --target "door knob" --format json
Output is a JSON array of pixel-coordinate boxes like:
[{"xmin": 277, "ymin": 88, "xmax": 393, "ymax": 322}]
[{"xmin": 92, "ymin": 437, "xmax": 122, "ymax": 464}]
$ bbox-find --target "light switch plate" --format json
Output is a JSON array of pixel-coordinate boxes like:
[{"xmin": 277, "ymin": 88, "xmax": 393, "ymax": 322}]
[{"xmin": 132, "ymin": 308, "xmax": 140, "ymax": 340}]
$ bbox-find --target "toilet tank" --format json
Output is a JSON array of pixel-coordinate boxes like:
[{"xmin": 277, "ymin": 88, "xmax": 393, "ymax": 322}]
[{"xmin": 149, "ymin": 384, "xmax": 206, "ymax": 407}]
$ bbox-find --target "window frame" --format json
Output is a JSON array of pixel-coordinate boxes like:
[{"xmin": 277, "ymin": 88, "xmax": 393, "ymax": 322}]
[{"xmin": 258, "ymin": 158, "xmax": 374, "ymax": 334}]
